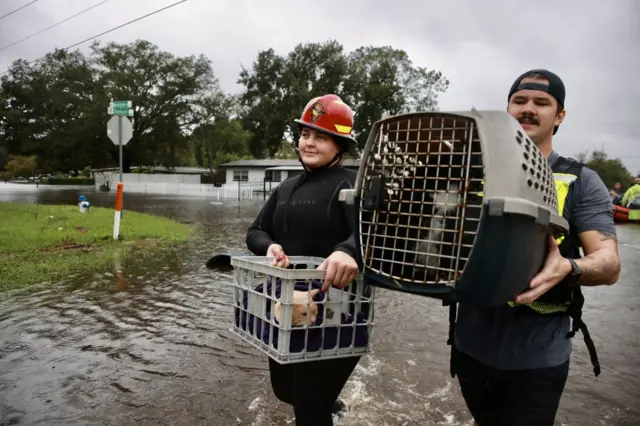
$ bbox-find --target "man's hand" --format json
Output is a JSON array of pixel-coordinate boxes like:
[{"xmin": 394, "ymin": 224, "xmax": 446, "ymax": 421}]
[
  {"xmin": 267, "ymin": 244, "xmax": 289, "ymax": 268},
  {"xmin": 317, "ymin": 251, "xmax": 358, "ymax": 292},
  {"xmin": 515, "ymin": 235, "xmax": 572, "ymax": 305}
]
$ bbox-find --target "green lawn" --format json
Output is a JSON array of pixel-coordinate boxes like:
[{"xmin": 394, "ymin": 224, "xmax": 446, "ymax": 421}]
[{"xmin": 0, "ymin": 203, "xmax": 194, "ymax": 291}]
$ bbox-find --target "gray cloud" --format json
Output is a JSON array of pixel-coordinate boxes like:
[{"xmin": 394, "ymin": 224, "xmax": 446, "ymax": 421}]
[{"xmin": 1, "ymin": 0, "xmax": 638, "ymax": 174}]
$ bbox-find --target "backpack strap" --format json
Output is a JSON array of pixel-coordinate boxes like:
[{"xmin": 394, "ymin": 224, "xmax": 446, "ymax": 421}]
[
  {"xmin": 552, "ymin": 155, "xmax": 584, "ymax": 177},
  {"xmin": 553, "ymin": 156, "xmax": 601, "ymax": 376}
]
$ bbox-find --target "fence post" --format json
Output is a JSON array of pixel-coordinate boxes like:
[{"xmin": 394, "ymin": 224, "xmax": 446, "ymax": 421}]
[{"xmin": 237, "ymin": 180, "xmax": 240, "ymax": 201}]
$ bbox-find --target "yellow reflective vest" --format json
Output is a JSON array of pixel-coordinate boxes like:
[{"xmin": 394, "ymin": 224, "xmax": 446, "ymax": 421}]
[{"xmin": 477, "ymin": 162, "xmax": 581, "ymax": 314}]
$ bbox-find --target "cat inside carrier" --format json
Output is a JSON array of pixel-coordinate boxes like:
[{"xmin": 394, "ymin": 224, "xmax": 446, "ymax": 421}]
[{"xmin": 342, "ymin": 110, "xmax": 569, "ymax": 307}]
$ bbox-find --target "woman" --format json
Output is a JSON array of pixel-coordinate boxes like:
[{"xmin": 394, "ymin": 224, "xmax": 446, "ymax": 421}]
[{"xmin": 246, "ymin": 94, "xmax": 362, "ymax": 425}]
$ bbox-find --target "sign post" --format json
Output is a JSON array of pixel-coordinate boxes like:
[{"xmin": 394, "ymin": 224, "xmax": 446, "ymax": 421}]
[
  {"xmin": 107, "ymin": 100, "xmax": 133, "ymax": 229},
  {"xmin": 107, "ymin": 101, "xmax": 134, "ymax": 180},
  {"xmin": 113, "ymin": 182, "xmax": 123, "ymax": 240}
]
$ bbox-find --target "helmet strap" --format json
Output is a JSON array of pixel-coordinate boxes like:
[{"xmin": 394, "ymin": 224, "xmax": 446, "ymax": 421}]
[{"xmin": 298, "ymin": 151, "xmax": 342, "ymax": 172}]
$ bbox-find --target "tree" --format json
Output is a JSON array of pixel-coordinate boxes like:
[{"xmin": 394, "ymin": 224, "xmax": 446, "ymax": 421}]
[
  {"xmin": 577, "ymin": 150, "xmax": 635, "ymax": 189},
  {"xmin": 274, "ymin": 140, "xmax": 298, "ymax": 159},
  {"xmin": 238, "ymin": 48, "xmax": 295, "ymax": 158},
  {"xmin": 0, "ymin": 50, "xmax": 101, "ymax": 173},
  {"xmin": 343, "ymin": 46, "xmax": 449, "ymax": 149},
  {"xmin": 0, "ymin": 40, "xmax": 223, "ymax": 173},
  {"xmin": 237, "ymin": 41, "xmax": 449, "ymax": 156},
  {"xmin": 188, "ymin": 91, "xmax": 253, "ymax": 171},
  {"xmin": 90, "ymin": 40, "xmax": 220, "ymax": 171},
  {"xmin": 3, "ymin": 155, "xmax": 38, "ymax": 179},
  {"xmin": 191, "ymin": 118, "xmax": 253, "ymax": 172}
]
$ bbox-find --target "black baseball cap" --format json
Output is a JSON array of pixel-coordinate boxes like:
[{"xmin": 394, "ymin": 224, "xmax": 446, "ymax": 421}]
[{"xmin": 508, "ymin": 69, "xmax": 565, "ymax": 135}]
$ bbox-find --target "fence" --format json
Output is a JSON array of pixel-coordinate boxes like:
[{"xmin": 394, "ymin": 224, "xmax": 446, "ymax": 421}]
[
  {"xmin": 105, "ymin": 180, "xmax": 273, "ymax": 200},
  {"xmin": 93, "ymin": 171, "xmax": 280, "ymax": 200}
]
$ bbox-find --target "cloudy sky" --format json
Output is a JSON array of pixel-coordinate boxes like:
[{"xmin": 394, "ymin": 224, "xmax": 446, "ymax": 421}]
[{"xmin": 1, "ymin": 0, "xmax": 638, "ymax": 174}]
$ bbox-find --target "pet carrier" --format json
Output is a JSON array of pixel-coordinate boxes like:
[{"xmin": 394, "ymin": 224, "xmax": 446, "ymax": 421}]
[
  {"xmin": 341, "ymin": 109, "xmax": 569, "ymax": 307},
  {"xmin": 229, "ymin": 256, "xmax": 375, "ymax": 364}
]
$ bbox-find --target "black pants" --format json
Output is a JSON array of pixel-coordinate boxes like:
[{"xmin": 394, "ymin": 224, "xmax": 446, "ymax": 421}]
[
  {"xmin": 453, "ymin": 347, "xmax": 570, "ymax": 426},
  {"xmin": 268, "ymin": 355, "xmax": 360, "ymax": 426}
]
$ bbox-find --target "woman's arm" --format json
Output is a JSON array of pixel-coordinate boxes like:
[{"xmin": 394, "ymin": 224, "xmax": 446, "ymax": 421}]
[
  {"xmin": 319, "ymin": 178, "xmax": 360, "ymax": 291},
  {"xmin": 332, "ymin": 178, "xmax": 359, "ymax": 264},
  {"xmin": 246, "ymin": 188, "xmax": 279, "ymax": 255}
]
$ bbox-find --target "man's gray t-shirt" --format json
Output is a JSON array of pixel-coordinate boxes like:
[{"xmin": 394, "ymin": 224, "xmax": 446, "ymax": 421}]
[{"xmin": 454, "ymin": 150, "xmax": 616, "ymax": 370}]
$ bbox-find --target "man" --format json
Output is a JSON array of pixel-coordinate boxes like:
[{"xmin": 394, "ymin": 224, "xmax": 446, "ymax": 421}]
[
  {"xmin": 610, "ymin": 182, "xmax": 623, "ymax": 205},
  {"xmin": 450, "ymin": 69, "xmax": 621, "ymax": 426},
  {"xmin": 621, "ymin": 175, "xmax": 640, "ymax": 209}
]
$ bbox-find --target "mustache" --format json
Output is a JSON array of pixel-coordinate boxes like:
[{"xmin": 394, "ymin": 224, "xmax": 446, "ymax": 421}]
[{"xmin": 518, "ymin": 113, "xmax": 539, "ymax": 125}]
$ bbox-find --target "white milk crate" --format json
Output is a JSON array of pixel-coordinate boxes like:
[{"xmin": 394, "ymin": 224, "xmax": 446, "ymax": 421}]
[{"xmin": 229, "ymin": 256, "xmax": 376, "ymax": 364}]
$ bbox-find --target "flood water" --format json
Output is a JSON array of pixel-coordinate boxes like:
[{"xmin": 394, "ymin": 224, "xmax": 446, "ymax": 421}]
[{"xmin": 1, "ymin": 184, "xmax": 639, "ymax": 425}]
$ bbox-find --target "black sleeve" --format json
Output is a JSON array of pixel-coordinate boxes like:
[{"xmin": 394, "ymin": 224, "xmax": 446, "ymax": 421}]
[
  {"xmin": 332, "ymin": 178, "xmax": 360, "ymax": 266},
  {"xmin": 246, "ymin": 187, "xmax": 279, "ymax": 255},
  {"xmin": 333, "ymin": 231, "xmax": 359, "ymax": 265}
]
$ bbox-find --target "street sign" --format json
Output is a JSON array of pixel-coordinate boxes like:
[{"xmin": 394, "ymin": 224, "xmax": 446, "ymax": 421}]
[
  {"xmin": 107, "ymin": 116, "xmax": 133, "ymax": 146},
  {"xmin": 106, "ymin": 102, "xmax": 133, "ymax": 221},
  {"xmin": 108, "ymin": 100, "xmax": 133, "ymax": 116}
]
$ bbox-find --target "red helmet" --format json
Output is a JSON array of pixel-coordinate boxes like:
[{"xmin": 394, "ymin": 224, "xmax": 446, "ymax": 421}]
[{"xmin": 294, "ymin": 94, "xmax": 357, "ymax": 146}]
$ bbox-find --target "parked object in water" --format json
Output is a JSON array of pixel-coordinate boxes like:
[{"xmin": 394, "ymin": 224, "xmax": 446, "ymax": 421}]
[{"xmin": 612, "ymin": 203, "xmax": 640, "ymax": 223}]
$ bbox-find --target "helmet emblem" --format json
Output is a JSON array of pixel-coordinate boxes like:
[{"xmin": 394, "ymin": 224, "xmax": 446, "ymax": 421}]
[{"xmin": 310, "ymin": 101, "xmax": 326, "ymax": 123}]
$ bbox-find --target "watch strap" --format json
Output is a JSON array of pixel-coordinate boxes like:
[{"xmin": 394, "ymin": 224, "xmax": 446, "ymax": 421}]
[{"xmin": 566, "ymin": 258, "xmax": 581, "ymax": 287}]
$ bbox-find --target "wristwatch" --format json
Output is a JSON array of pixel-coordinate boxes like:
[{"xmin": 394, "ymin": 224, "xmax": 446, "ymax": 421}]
[{"xmin": 565, "ymin": 258, "xmax": 582, "ymax": 287}]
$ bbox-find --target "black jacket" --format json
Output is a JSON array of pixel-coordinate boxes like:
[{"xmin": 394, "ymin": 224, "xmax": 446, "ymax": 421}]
[{"xmin": 246, "ymin": 165, "xmax": 357, "ymax": 261}]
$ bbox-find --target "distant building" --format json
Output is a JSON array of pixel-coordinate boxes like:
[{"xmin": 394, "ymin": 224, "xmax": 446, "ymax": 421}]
[
  {"xmin": 89, "ymin": 159, "xmax": 361, "ymax": 198},
  {"xmin": 218, "ymin": 159, "xmax": 360, "ymax": 185}
]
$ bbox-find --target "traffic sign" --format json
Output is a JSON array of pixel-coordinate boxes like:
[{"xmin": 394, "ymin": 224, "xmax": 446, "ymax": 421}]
[
  {"xmin": 108, "ymin": 100, "xmax": 133, "ymax": 116},
  {"xmin": 107, "ymin": 116, "xmax": 133, "ymax": 146}
]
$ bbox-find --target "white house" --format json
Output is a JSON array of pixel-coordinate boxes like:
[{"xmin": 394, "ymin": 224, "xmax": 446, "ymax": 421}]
[
  {"xmin": 91, "ymin": 166, "xmax": 217, "ymax": 191},
  {"xmin": 219, "ymin": 159, "xmax": 360, "ymax": 186},
  {"xmin": 88, "ymin": 160, "xmax": 360, "ymax": 199}
]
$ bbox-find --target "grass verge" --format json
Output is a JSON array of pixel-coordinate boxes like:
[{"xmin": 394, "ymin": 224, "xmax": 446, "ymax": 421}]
[{"xmin": 0, "ymin": 203, "xmax": 194, "ymax": 291}]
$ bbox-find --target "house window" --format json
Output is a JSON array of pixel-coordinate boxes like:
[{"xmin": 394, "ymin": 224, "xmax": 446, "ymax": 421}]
[
  {"xmin": 265, "ymin": 170, "xmax": 282, "ymax": 182},
  {"xmin": 233, "ymin": 170, "xmax": 248, "ymax": 182}
]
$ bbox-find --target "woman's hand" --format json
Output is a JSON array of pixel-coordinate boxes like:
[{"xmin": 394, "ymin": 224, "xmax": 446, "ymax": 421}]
[
  {"xmin": 267, "ymin": 244, "xmax": 289, "ymax": 268},
  {"xmin": 317, "ymin": 251, "xmax": 358, "ymax": 292}
]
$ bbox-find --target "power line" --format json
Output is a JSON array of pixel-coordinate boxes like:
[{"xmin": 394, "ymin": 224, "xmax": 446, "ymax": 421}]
[
  {"xmin": 0, "ymin": 0, "xmax": 40, "ymax": 21},
  {"xmin": 0, "ymin": 0, "xmax": 113, "ymax": 53},
  {"xmin": 0, "ymin": 0, "xmax": 188, "ymax": 75},
  {"xmin": 64, "ymin": 0, "xmax": 188, "ymax": 51}
]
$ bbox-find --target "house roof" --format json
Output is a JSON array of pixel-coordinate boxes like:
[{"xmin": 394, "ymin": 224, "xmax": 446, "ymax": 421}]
[
  {"xmin": 153, "ymin": 166, "xmax": 211, "ymax": 174},
  {"xmin": 266, "ymin": 165, "xmax": 304, "ymax": 171},
  {"xmin": 89, "ymin": 166, "xmax": 212, "ymax": 174},
  {"xmin": 220, "ymin": 159, "xmax": 361, "ymax": 168},
  {"xmin": 220, "ymin": 159, "xmax": 300, "ymax": 167}
]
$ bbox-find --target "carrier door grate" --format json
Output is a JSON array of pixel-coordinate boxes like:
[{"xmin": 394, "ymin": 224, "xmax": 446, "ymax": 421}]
[{"xmin": 358, "ymin": 113, "xmax": 485, "ymax": 286}]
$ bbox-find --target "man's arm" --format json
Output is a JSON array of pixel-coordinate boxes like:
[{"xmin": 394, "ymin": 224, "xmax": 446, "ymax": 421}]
[
  {"xmin": 571, "ymin": 169, "xmax": 621, "ymax": 286},
  {"xmin": 574, "ymin": 230, "xmax": 620, "ymax": 286},
  {"xmin": 515, "ymin": 169, "xmax": 620, "ymax": 304}
]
